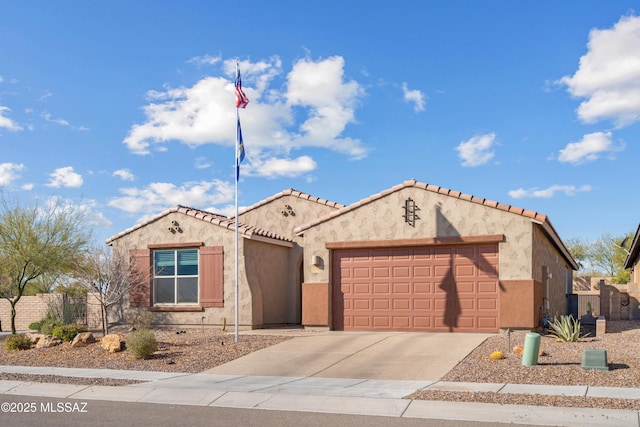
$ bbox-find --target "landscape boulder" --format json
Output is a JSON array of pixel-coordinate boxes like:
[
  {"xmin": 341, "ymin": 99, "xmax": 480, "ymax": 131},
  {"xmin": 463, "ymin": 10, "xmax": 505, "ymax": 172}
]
[
  {"xmin": 71, "ymin": 332, "xmax": 96, "ymax": 348},
  {"xmin": 25, "ymin": 333, "xmax": 46, "ymax": 345},
  {"xmin": 35, "ymin": 336, "xmax": 62, "ymax": 349},
  {"xmin": 101, "ymin": 333, "xmax": 125, "ymax": 353}
]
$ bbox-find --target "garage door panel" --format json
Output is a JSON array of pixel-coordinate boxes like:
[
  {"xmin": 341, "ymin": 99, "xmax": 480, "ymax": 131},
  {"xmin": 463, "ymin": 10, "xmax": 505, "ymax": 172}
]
[
  {"xmin": 353, "ymin": 283, "xmax": 371, "ymax": 294},
  {"xmin": 373, "ymin": 299, "xmax": 390, "ymax": 310},
  {"xmin": 413, "ymin": 282, "xmax": 431, "ymax": 294},
  {"xmin": 413, "ymin": 265, "xmax": 431, "ymax": 277},
  {"xmin": 455, "ymin": 265, "xmax": 475, "ymax": 276},
  {"xmin": 457, "ymin": 281, "xmax": 475, "ymax": 293},
  {"xmin": 393, "ymin": 299, "xmax": 411, "ymax": 310},
  {"xmin": 413, "ymin": 299, "xmax": 431, "ymax": 310},
  {"xmin": 373, "ymin": 317, "xmax": 390, "ymax": 327},
  {"xmin": 333, "ymin": 244, "xmax": 499, "ymax": 332},
  {"xmin": 459, "ymin": 298, "xmax": 476, "ymax": 310},
  {"xmin": 478, "ymin": 298, "xmax": 497, "ymax": 310},
  {"xmin": 353, "ymin": 299, "xmax": 370, "ymax": 310},
  {"xmin": 373, "ymin": 267, "xmax": 390, "ymax": 278},
  {"xmin": 393, "ymin": 317, "xmax": 410, "ymax": 328},
  {"xmin": 478, "ymin": 281, "xmax": 498, "ymax": 292},
  {"xmin": 353, "ymin": 317, "xmax": 371, "ymax": 327},
  {"xmin": 392, "ymin": 266, "xmax": 411, "ymax": 278},
  {"xmin": 413, "ymin": 317, "xmax": 431, "ymax": 328},
  {"xmin": 373, "ymin": 283, "xmax": 390, "ymax": 294},
  {"xmin": 393, "ymin": 282, "xmax": 410, "ymax": 293}
]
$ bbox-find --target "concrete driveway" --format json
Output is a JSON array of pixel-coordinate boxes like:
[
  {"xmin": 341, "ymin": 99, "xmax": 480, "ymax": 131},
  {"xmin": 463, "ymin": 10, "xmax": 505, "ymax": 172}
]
[{"xmin": 205, "ymin": 331, "xmax": 492, "ymax": 381}]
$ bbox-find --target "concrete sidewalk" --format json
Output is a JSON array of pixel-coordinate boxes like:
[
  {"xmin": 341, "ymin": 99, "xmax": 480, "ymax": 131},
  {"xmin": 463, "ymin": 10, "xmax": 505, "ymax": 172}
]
[{"xmin": 1, "ymin": 365, "xmax": 639, "ymax": 426}]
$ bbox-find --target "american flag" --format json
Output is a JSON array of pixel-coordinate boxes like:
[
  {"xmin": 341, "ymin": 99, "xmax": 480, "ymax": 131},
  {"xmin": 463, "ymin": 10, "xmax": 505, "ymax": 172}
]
[{"xmin": 235, "ymin": 66, "xmax": 249, "ymax": 109}]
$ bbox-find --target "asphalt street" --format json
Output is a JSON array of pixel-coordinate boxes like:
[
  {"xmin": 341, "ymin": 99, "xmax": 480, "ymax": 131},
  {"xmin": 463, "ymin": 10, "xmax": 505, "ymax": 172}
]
[{"xmin": 0, "ymin": 395, "xmax": 542, "ymax": 427}]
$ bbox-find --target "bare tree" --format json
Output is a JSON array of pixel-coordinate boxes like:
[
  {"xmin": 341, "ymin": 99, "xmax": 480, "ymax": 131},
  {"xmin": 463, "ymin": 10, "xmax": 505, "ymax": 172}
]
[
  {"xmin": 74, "ymin": 245, "xmax": 150, "ymax": 335},
  {"xmin": 0, "ymin": 197, "xmax": 90, "ymax": 334}
]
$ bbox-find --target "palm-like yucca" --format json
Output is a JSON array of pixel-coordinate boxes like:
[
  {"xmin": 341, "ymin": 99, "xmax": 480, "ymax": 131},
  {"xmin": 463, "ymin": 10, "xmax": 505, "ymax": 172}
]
[{"xmin": 547, "ymin": 315, "xmax": 583, "ymax": 342}]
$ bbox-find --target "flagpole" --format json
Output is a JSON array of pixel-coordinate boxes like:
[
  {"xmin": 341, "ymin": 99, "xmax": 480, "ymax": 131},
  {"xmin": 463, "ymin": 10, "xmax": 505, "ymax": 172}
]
[{"xmin": 234, "ymin": 63, "xmax": 240, "ymax": 344}]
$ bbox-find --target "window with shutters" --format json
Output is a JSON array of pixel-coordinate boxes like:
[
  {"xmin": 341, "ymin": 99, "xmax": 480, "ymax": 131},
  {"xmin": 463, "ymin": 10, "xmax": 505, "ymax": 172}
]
[
  {"xmin": 153, "ymin": 249, "xmax": 199, "ymax": 305},
  {"xmin": 129, "ymin": 244, "xmax": 223, "ymax": 309}
]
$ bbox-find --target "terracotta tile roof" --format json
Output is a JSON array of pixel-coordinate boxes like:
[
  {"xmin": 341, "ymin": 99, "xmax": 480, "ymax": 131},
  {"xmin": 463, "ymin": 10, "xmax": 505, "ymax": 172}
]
[
  {"xmin": 233, "ymin": 188, "xmax": 345, "ymax": 218},
  {"xmin": 106, "ymin": 205, "xmax": 292, "ymax": 245},
  {"xmin": 294, "ymin": 179, "xmax": 577, "ymax": 269}
]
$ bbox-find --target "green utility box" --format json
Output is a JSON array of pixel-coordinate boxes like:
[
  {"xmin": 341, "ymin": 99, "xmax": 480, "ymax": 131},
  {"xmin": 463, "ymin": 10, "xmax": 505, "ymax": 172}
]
[
  {"xmin": 582, "ymin": 349, "xmax": 609, "ymax": 371},
  {"xmin": 521, "ymin": 332, "xmax": 541, "ymax": 366}
]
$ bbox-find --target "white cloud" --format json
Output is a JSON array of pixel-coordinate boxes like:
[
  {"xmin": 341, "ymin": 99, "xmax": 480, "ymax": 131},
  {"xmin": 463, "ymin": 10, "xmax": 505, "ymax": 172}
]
[
  {"xmin": 251, "ymin": 155, "xmax": 317, "ymax": 178},
  {"xmin": 401, "ymin": 82, "xmax": 426, "ymax": 112},
  {"xmin": 455, "ymin": 133, "xmax": 496, "ymax": 167},
  {"xmin": 0, "ymin": 106, "xmax": 23, "ymax": 131},
  {"xmin": 509, "ymin": 184, "xmax": 592, "ymax": 199},
  {"xmin": 557, "ymin": 131, "xmax": 620, "ymax": 164},
  {"xmin": 108, "ymin": 179, "xmax": 234, "ymax": 214},
  {"xmin": 113, "ymin": 169, "xmax": 135, "ymax": 181},
  {"xmin": 0, "ymin": 162, "xmax": 25, "ymax": 186},
  {"xmin": 194, "ymin": 157, "xmax": 211, "ymax": 169},
  {"xmin": 41, "ymin": 111, "xmax": 70, "ymax": 126},
  {"xmin": 41, "ymin": 111, "xmax": 88, "ymax": 130},
  {"xmin": 187, "ymin": 54, "xmax": 221, "ymax": 67},
  {"xmin": 47, "ymin": 166, "xmax": 83, "ymax": 188},
  {"xmin": 559, "ymin": 15, "xmax": 640, "ymax": 127},
  {"xmin": 122, "ymin": 55, "xmax": 367, "ymax": 178}
]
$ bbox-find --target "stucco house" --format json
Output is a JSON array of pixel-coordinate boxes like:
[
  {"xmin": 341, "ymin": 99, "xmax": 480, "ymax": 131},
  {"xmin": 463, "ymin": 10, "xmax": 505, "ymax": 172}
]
[
  {"xmin": 624, "ymin": 223, "xmax": 640, "ymax": 285},
  {"xmin": 107, "ymin": 179, "xmax": 577, "ymax": 332},
  {"xmin": 106, "ymin": 189, "xmax": 343, "ymax": 328}
]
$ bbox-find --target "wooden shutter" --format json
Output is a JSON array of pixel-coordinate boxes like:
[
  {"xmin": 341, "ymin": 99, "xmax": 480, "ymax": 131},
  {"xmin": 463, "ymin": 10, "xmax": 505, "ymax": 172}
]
[
  {"xmin": 129, "ymin": 249, "xmax": 151, "ymax": 307},
  {"xmin": 200, "ymin": 246, "xmax": 224, "ymax": 307}
]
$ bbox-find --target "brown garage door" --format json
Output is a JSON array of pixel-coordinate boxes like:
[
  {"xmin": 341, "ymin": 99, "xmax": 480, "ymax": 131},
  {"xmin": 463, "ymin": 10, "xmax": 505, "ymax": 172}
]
[{"xmin": 332, "ymin": 244, "xmax": 499, "ymax": 332}]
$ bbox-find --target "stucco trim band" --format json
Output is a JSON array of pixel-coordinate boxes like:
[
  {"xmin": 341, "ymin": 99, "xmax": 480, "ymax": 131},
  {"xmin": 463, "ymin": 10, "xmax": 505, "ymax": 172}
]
[
  {"xmin": 325, "ymin": 234, "xmax": 505, "ymax": 250},
  {"xmin": 149, "ymin": 306, "xmax": 206, "ymax": 312},
  {"xmin": 148, "ymin": 242, "xmax": 204, "ymax": 249}
]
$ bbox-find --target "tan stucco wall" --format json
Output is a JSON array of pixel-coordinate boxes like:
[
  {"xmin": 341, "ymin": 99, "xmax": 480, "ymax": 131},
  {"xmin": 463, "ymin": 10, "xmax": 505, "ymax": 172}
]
[
  {"xmin": 532, "ymin": 225, "xmax": 573, "ymax": 318},
  {"xmin": 244, "ymin": 239, "xmax": 290, "ymax": 326},
  {"xmin": 239, "ymin": 194, "xmax": 339, "ymax": 245},
  {"xmin": 301, "ymin": 187, "xmax": 534, "ymax": 284},
  {"xmin": 109, "ymin": 211, "xmax": 285, "ymax": 328},
  {"xmin": 239, "ymin": 194, "xmax": 339, "ymax": 323}
]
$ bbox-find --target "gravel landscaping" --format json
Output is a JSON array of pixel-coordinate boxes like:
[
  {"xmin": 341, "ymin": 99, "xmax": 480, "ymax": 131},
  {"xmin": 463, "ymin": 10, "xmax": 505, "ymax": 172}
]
[
  {"xmin": 410, "ymin": 320, "xmax": 640, "ymax": 410},
  {"xmin": 2, "ymin": 321, "xmax": 640, "ymax": 411},
  {"xmin": 0, "ymin": 327, "xmax": 291, "ymax": 386}
]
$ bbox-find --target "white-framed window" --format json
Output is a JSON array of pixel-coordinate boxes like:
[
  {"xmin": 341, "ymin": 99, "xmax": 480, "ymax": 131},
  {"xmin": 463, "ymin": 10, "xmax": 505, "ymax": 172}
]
[{"xmin": 153, "ymin": 249, "xmax": 199, "ymax": 305}]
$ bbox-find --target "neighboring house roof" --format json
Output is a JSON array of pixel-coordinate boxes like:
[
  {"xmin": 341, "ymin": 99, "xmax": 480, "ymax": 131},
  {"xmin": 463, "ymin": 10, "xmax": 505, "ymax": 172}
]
[
  {"xmin": 623, "ymin": 223, "xmax": 640, "ymax": 269},
  {"xmin": 294, "ymin": 179, "xmax": 578, "ymax": 270},
  {"xmin": 105, "ymin": 205, "xmax": 292, "ymax": 246},
  {"xmin": 233, "ymin": 188, "xmax": 345, "ymax": 218}
]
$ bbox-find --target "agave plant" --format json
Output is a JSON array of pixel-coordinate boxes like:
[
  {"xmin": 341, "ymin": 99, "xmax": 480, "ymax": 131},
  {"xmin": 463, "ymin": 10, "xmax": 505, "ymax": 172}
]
[{"xmin": 547, "ymin": 315, "xmax": 582, "ymax": 342}]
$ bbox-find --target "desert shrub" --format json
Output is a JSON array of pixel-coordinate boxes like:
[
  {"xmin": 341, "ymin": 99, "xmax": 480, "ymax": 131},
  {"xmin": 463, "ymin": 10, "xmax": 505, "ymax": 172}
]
[
  {"xmin": 126, "ymin": 329, "xmax": 157, "ymax": 359},
  {"xmin": 5, "ymin": 334, "xmax": 32, "ymax": 351},
  {"xmin": 39, "ymin": 317, "xmax": 60, "ymax": 335},
  {"xmin": 547, "ymin": 315, "xmax": 582, "ymax": 342},
  {"xmin": 52, "ymin": 324, "xmax": 88, "ymax": 341},
  {"xmin": 128, "ymin": 311, "xmax": 155, "ymax": 330},
  {"xmin": 28, "ymin": 321, "xmax": 42, "ymax": 331}
]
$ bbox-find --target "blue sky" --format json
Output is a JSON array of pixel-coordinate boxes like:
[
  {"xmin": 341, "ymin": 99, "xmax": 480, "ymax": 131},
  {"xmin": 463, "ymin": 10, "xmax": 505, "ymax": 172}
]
[{"xmin": 1, "ymin": 1, "xmax": 639, "ymax": 245}]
